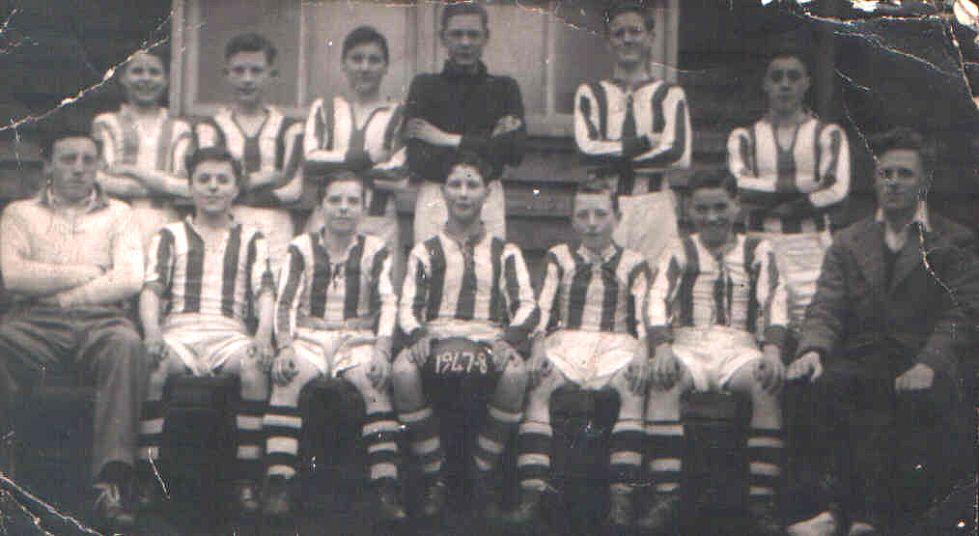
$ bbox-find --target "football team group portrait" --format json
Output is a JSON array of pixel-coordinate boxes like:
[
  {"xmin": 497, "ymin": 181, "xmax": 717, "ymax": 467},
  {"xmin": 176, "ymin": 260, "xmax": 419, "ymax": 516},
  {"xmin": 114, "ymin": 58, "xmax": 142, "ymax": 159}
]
[{"xmin": 0, "ymin": 1, "xmax": 976, "ymax": 535}]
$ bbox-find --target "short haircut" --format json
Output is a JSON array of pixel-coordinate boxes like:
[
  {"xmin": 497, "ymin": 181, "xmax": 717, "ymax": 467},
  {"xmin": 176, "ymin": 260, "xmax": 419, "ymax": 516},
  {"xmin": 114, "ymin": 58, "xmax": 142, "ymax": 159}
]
[
  {"xmin": 41, "ymin": 128, "xmax": 100, "ymax": 160},
  {"xmin": 225, "ymin": 33, "xmax": 277, "ymax": 65},
  {"xmin": 318, "ymin": 170, "xmax": 367, "ymax": 203},
  {"xmin": 441, "ymin": 2, "xmax": 489, "ymax": 31},
  {"xmin": 767, "ymin": 48, "xmax": 812, "ymax": 77},
  {"xmin": 688, "ymin": 169, "xmax": 738, "ymax": 199},
  {"xmin": 185, "ymin": 147, "xmax": 244, "ymax": 187},
  {"xmin": 605, "ymin": 1, "xmax": 656, "ymax": 32},
  {"xmin": 573, "ymin": 178, "xmax": 620, "ymax": 214},
  {"xmin": 869, "ymin": 127, "xmax": 932, "ymax": 172},
  {"xmin": 343, "ymin": 26, "xmax": 389, "ymax": 64},
  {"xmin": 445, "ymin": 151, "xmax": 491, "ymax": 185}
]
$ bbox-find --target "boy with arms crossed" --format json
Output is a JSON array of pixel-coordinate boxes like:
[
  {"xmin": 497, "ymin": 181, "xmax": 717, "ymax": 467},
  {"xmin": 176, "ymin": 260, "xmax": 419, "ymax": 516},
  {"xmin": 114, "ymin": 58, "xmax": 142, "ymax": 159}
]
[
  {"xmin": 395, "ymin": 153, "xmax": 538, "ymax": 519},
  {"xmin": 643, "ymin": 171, "xmax": 788, "ymax": 535},
  {"xmin": 94, "ymin": 49, "xmax": 194, "ymax": 248},
  {"xmin": 507, "ymin": 181, "xmax": 651, "ymax": 530},
  {"xmin": 574, "ymin": 2, "xmax": 691, "ymax": 267},
  {"xmin": 137, "ymin": 147, "xmax": 275, "ymax": 514},
  {"xmin": 261, "ymin": 171, "xmax": 404, "ymax": 522},
  {"xmin": 196, "ymin": 33, "xmax": 304, "ymax": 273}
]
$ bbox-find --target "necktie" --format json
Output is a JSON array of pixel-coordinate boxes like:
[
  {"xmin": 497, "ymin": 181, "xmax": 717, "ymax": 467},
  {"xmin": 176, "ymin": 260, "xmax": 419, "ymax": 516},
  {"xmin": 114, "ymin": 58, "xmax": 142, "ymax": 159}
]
[{"xmin": 617, "ymin": 94, "xmax": 638, "ymax": 196}]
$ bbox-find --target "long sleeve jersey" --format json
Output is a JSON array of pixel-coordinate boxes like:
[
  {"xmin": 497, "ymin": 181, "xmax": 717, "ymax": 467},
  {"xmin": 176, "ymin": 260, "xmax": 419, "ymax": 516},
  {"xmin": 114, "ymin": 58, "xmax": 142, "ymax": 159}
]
[
  {"xmin": 727, "ymin": 116, "xmax": 850, "ymax": 233},
  {"xmin": 399, "ymin": 229, "xmax": 539, "ymax": 350},
  {"xmin": 275, "ymin": 232, "xmax": 395, "ymax": 346},
  {"xmin": 93, "ymin": 106, "xmax": 194, "ymax": 176},
  {"xmin": 646, "ymin": 234, "xmax": 789, "ymax": 348},
  {"xmin": 574, "ymin": 78, "xmax": 691, "ymax": 193},
  {"xmin": 303, "ymin": 95, "xmax": 406, "ymax": 216},
  {"xmin": 195, "ymin": 106, "xmax": 305, "ymax": 207},
  {"xmin": 537, "ymin": 243, "xmax": 650, "ymax": 339},
  {"xmin": 0, "ymin": 186, "xmax": 143, "ymax": 306},
  {"xmin": 404, "ymin": 60, "xmax": 526, "ymax": 183},
  {"xmin": 144, "ymin": 218, "xmax": 274, "ymax": 322}
]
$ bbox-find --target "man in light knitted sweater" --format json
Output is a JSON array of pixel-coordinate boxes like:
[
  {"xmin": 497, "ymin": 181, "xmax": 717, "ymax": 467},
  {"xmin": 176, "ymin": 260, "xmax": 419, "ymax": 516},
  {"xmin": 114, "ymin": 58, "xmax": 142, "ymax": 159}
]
[{"xmin": 0, "ymin": 130, "xmax": 147, "ymax": 531}]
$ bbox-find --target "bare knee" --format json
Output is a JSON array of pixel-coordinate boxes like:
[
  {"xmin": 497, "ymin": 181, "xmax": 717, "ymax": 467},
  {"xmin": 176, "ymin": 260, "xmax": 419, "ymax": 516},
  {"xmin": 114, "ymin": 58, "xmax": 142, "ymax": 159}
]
[
  {"xmin": 391, "ymin": 352, "xmax": 419, "ymax": 387},
  {"xmin": 500, "ymin": 356, "xmax": 528, "ymax": 387}
]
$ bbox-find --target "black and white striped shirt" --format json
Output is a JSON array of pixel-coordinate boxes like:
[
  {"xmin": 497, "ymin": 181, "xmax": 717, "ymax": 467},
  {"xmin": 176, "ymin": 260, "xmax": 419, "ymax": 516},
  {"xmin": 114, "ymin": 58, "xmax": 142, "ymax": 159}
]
[
  {"xmin": 537, "ymin": 243, "xmax": 650, "ymax": 339},
  {"xmin": 399, "ymin": 229, "xmax": 539, "ymax": 349},
  {"xmin": 144, "ymin": 218, "xmax": 274, "ymax": 322},
  {"xmin": 275, "ymin": 232, "xmax": 396, "ymax": 345},
  {"xmin": 646, "ymin": 234, "xmax": 788, "ymax": 348}
]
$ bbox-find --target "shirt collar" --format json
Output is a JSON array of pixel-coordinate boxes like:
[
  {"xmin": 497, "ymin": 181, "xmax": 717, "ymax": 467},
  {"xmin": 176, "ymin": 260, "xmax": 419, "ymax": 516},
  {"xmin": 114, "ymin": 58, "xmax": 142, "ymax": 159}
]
[
  {"xmin": 874, "ymin": 201, "xmax": 931, "ymax": 232},
  {"xmin": 38, "ymin": 183, "xmax": 108, "ymax": 212},
  {"xmin": 316, "ymin": 229, "xmax": 363, "ymax": 260},
  {"xmin": 441, "ymin": 60, "xmax": 488, "ymax": 80},
  {"xmin": 441, "ymin": 222, "xmax": 487, "ymax": 249},
  {"xmin": 576, "ymin": 242, "xmax": 619, "ymax": 265}
]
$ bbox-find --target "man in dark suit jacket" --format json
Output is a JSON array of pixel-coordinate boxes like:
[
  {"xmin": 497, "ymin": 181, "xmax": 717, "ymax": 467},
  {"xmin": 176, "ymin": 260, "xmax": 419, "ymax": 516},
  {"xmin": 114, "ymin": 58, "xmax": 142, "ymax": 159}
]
[{"xmin": 786, "ymin": 128, "xmax": 978, "ymax": 536}]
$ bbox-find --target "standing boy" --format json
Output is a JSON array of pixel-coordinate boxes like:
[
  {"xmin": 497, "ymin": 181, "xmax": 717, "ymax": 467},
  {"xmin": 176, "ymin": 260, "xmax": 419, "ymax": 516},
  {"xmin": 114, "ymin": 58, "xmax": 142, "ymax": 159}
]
[{"xmin": 574, "ymin": 2, "xmax": 691, "ymax": 267}]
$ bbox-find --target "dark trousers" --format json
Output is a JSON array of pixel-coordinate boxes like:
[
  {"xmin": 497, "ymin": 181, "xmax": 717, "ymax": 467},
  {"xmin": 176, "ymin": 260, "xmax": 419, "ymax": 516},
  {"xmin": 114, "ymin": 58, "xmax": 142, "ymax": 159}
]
[
  {"xmin": 806, "ymin": 355, "xmax": 968, "ymax": 529},
  {"xmin": 0, "ymin": 305, "xmax": 148, "ymax": 481}
]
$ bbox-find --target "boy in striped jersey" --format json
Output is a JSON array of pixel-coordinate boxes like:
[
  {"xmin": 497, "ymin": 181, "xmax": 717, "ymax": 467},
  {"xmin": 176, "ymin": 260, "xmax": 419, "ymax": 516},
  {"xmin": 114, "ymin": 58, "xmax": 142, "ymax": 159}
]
[
  {"xmin": 726, "ymin": 51, "xmax": 850, "ymax": 331},
  {"xmin": 642, "ymin": 171, "xmax": 788, "ymax": 535},
  {"xmin": 507, "ymin": 181, "xmax": 651, "ymax": 530},
  {"xmin": 261, "ymin": 171, "xmax": 403, "ymax": 521},
  {"xmin": 93, "ymin": 49, "xmax": 194, "ymax": 249},
  {"xmin": 195, "ymin": 33, "xmax": 305, "ymax": 275},
  {"xmin": 137, "ymin": 147, "xmax": 275, "ymax": 514},
  {"xmin": 394, "ymin": 152, "xmax": 538, "ymax": 520},
  {"xmin": 573, "ymin": 2, "xmax": 691, "ymax": 268}
]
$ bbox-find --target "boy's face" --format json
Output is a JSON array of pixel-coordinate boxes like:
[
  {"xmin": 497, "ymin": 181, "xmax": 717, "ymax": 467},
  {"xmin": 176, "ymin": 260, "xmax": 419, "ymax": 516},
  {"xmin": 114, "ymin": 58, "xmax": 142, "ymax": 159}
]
[
  {"xmin": 342, "ymin": 42, "xmax": 388, "ymax": 96},
  {"xmin": 190, "ymin": 160, "xmax": 239, "ymax": 217},
  {"xmin": 321, "ymin": 179, "xmax": 365, "ymax": 236},
  {"xmin": 875, "ymin": 149, "xmax": 924, "ymax": 215},
  {"xmin": 442, "ymin": 164, "xmax": 488, "ymax": 225},
  {"xmin": 690, "ymin": 187, "xmax": 739, "ymax": 248},
  {"xmin": 442, "ymin": 14, "xmax": 487, "ymax": 67},
  {"xmin": 572, "ymin": 192, "xmax": 618, "ymax": 250},
  {"xmin": 47, "ymin": 137, "xmax": 99, "ymax": 204},
  {"xmin": 763, "ymin": 56, "xmax": 810, "ymax": 115},
  {"xmin": 120, "ymin": 52, "xmax": 167, "ymax": 107},
  {"xmin": 607, "ymin": 11, "xmax": 653, "ymax": 67},
  {"xmin": 225, "ymin": 51, "xmax": 274, "ymax": 107}
]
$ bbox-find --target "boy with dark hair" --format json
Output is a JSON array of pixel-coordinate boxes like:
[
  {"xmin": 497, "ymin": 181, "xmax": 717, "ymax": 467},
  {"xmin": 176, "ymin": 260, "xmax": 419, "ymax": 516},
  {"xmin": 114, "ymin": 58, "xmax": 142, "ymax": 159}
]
[
  {"xmin": 261, "ymin": 170, "xmax": 404, "ymax": 521},
  {"xmin": 394, "ymin": 152, "xmax": 538, "ymax": 520},
  {"xmin": 196, "ymin": 32, "xmax": 304, "ymax": 275},
  {"xmin": 574, "ymin": 1, "xmax": 691, "ymax": 268},
  {"xmin": 137, "ymin": 146, "xmax": 275, "ymax": 514},
  {"xmin": 94, "ymin": 48, "xmax": 194, "ymax": 249},
  {"xmin": 727, "ymin": 49, "xmax": 850, "ymax": 331},
  {"xmin": 642, "ymin": 170, "xmax": 788, "ymax": 535},
  {"xmin": 507, "ymin": 179, "xmax": 651, "ymax": 530},
  {"xmin": 0, "ymin": 130, "xmax": 146, "ymax": 530},
  {"xmin": 405, "ymin": 2, "xmax": 526, "ymax": 241}
]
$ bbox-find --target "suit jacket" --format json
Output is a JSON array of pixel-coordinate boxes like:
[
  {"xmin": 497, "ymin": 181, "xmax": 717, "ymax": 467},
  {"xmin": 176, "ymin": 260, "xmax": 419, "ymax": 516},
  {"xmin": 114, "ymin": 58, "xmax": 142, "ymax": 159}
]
[{"xmin": 797, "ymin": 213, "xmax": 978, "ymax": 380}]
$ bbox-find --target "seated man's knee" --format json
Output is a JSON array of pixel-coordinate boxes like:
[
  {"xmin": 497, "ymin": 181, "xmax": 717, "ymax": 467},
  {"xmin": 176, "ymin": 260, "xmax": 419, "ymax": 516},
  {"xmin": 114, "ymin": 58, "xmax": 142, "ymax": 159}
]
[{"xmin": 392, "ymin": 352, "xmax": 419, "ymax": 384}]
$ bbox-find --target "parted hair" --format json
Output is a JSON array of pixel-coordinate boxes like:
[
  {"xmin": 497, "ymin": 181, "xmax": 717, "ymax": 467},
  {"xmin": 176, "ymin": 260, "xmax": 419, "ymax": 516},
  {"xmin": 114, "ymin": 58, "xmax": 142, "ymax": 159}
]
[
  {"xmin": 343, "ymin": 26, "xmax": 389, "ymax": 64},
  {"xmin": 441, "ymin": 2, "xmax": 489, "ymax": 31},
  {"xmin": 318, "ymin": 170, "xmax": 367, "ymax": 204},
  {"xmin": 225, "ymin": 32, "xmax": 277, "ymax": 65},
  {"xmin": 573, "ymin": 178, "xmax": 621, "ymax": 214}
]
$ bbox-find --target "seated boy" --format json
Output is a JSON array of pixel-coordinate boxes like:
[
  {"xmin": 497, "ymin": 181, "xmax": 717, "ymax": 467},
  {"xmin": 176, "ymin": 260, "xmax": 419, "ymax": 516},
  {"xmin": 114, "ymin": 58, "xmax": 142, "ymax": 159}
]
[
  {"xmin": 261, "ymin": 171, "xmax": 404, "ymax": 522},
  {"xmin": 394, "ymin": 152, "xmax": 539, "ymax": 520},
  {"xmin": 507, "ymin": 180, "xmax": 651, "ymax": 530},
  {"xmin": 137, "ymin": 147, "xmax": 275, "ymax": 514},
  {"xmin": 642, "ymin": 170, "xmax": 788, "ymax": 535}
]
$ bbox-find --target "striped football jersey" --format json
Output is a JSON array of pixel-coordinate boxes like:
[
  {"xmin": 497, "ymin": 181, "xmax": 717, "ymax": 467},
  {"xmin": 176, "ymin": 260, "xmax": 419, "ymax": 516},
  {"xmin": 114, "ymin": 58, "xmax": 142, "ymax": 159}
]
[
  {"xmin": 144, "ymin": 218, "xmax": 275, "ymax": 322},
  {"xmin": 275, "ymin": 232, "xmax": 395, "ymax": 344},
  {"xmin": 537, "ymin": 243, "xmax": 650, "ymax": 339},
  {"xmin": 646, "ymin": 234, "xmax": 788, "ymax": 347},
  {"xmin": 727, "ymin": 116, "xmax": 850, "ymax": 233},
  {"xmin": 93, "ymin": 106, "xmax": 194, "ymax": 174},
  {"xmin": 400, "ymin": 230, "xmax": 539, "ymax": 348}
]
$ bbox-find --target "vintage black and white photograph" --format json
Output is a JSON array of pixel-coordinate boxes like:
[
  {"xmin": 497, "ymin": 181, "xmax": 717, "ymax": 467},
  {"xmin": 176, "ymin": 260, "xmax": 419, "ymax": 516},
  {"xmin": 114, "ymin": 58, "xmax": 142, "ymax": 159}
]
[{"xmin": 0, "ymin": 0, "xmax": 976, "ymax": 534}]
